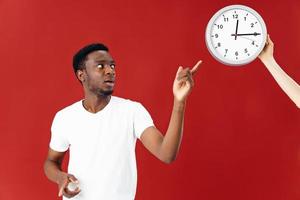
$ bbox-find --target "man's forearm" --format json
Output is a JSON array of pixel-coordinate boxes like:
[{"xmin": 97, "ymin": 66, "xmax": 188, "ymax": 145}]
[
  {"xmin": 159, "ymin": 99, "xmax": 186, "ymax": 163},
  {"xmin": 44, "ymin": 160, "xmax": 64, "ymax": 184},
  {"xmin": 262, "ymin": 57, "xmax": 300, "ymax": 108}
]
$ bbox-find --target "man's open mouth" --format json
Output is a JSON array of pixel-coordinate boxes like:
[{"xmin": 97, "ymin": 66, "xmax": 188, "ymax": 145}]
[{"xmin": 104, "ymin": 80, "xmax": 115, "ymax": 86}]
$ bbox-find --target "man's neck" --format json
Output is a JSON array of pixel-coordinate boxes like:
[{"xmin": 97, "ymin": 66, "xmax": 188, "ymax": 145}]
[{"xmin": 82, "ymin": 94, "xmax": 111, "ymax": 113}]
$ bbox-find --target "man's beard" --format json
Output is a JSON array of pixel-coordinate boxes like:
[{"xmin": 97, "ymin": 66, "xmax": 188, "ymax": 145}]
[
  {"xmin": 96, "ymin": 88, "xmax": 114, "ymax": 97},
  {"xmin": 98, "ymin": 89, "xmax": 114, "ymax": 96}
]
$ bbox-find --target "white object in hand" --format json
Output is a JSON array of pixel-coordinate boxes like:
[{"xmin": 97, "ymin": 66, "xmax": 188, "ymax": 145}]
[{"xmin": 67, "ymin": 182, "xmax": 79, "ymax": 191}]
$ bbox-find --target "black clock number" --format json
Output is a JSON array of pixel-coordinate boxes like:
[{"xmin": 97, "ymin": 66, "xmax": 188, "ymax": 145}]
[
  {"xmin": 244, "ymin": 13, "xmax": 248, "ymax": 21},
  {"xmin": 235, "ymin": 51, "xmax": 239, "ymax": 60},
  {"xmin": 224, "ymin": 49, "xmax": 228, "ymax": 57},
  {"xmin": 217, "ymin": 24, "xmax": 223, "ymax": 29}
]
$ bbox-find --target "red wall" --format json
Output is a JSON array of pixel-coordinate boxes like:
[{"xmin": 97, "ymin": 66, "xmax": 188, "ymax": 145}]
[{"xmin": 0, "ymin": 0, "xmax": 300, "ymax": 199}]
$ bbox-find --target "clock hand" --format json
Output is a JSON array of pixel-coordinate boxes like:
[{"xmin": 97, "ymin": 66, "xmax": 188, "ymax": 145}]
[
  {"xmin": 231, "ymin": 32, "xmax": 261, "ymax": 36},
  {"xmin": 239, "ymin": 36, "xmax": 258, "ymax": 42},
  {"xmin": 234, "ymin": 20, "xmax": 239, "ymax": 40}
]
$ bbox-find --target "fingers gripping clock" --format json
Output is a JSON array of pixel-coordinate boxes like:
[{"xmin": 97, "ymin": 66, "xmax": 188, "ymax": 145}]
[{"xmin": 205, "ymin": 5, "xmax": 267, "ymax": 66}]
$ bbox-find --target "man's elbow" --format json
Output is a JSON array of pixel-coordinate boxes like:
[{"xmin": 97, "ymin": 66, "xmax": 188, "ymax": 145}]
[
  {"xmin": 160, "ymin": 155, "xmax": 177, "ymax": 164},
  {"xmin": 43, "ymin": 160, "xmax": 51, "ymax": 176}
]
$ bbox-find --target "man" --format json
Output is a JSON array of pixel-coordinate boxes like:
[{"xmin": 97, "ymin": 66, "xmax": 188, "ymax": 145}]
[
  {"xmin": 44, "ymin": 43, "xmax": 201, "ymax": 199},
  {"xmin": 259, "ymin": 35, "xmax": 300, "ymax": 108}
]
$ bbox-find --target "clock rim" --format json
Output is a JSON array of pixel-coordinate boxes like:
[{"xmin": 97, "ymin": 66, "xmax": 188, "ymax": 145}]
[{"xmin": 205, "ymin": 4, "xmax": 267, "ymax": 66}]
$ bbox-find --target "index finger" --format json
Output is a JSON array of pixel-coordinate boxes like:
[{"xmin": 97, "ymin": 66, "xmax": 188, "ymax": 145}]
[{"xmin": 190, "ymin": 60, "xmax": 202, "ymax": 75}]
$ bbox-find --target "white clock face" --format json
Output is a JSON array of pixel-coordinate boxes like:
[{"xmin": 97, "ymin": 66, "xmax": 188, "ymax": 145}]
[{"xmin": 205, "ymin": 5, "xmax": 267, "ymax": 66}]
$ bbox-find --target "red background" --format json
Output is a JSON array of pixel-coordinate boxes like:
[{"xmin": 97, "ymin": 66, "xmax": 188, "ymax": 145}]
[{"xmin": 0, "ymin": 0, "xmax": 300, "ymax": 199}]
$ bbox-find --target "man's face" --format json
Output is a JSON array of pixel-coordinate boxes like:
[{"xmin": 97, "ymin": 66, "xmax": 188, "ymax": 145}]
[{"xmin": 80, "ymin": 50, "xmax": 116, "ymax": 96}]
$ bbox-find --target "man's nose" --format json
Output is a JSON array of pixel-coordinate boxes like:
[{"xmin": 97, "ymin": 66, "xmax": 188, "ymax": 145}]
[{"xmin": 104, "ymin": 65, "xmax": 115, "ymax": 75}]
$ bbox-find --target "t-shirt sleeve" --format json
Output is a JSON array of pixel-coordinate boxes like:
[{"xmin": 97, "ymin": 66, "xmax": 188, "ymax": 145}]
[
  {"xmin": 49, "ymin": 112, "xmax": 70, "ymax": 152},
  {"xmin": 133, "ymin": 102, "xmax": 154, "ymax": 139}
]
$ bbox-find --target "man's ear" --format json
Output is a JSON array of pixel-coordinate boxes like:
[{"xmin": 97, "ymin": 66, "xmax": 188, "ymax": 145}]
[{"xmin": 76, "ymin": 69, "xmax": 85, "ymax": 83}]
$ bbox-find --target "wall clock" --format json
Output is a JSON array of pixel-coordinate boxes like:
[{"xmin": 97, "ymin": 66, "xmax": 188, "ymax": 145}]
[{"xmin": 205, "ymin": 5, "xmax": 267, "ymax": 66}]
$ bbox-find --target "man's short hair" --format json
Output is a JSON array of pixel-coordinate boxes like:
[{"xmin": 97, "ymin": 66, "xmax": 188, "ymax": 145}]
[{"xmin": 73, "ymin": 43, "xmax": 109, "ymax": 74}]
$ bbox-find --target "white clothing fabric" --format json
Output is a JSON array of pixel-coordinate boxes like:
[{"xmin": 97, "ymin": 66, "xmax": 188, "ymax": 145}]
[{"xmin": 50, "ymin": 96, "xmax": 154, "ymax": 200}]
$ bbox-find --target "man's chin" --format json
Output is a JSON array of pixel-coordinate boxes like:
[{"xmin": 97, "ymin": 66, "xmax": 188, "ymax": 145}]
[{"xmin": 99, "ymin": 89, "xmax": 114, "ymax": 96}]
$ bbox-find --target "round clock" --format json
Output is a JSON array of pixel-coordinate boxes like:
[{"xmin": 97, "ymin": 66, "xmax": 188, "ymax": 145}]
[{"xmin": 205, "ymin": 5, "xmax": 267, "ymax": 66}]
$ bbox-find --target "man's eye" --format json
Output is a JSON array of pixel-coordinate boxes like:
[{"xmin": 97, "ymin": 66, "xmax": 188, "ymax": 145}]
[
  {"xmin": 97, "ymin": 64, "xmax": 104, "ymax": 69},
  {"xmin": 110, "ymin": 64, "xmax": 115, "ymax": 69}
]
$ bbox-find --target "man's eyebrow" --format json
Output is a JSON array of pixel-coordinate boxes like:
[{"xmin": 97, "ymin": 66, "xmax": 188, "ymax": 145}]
[{"xmin": 95, "ymin": 59, "xmax": 115, "ymax": 63}]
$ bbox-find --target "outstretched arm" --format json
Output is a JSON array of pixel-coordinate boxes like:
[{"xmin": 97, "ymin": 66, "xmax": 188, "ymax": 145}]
[
  {"xmin": 140, "ymin": 60, "xmax": 202, "ymax": 164},
  {"xmin": 259, "ymin": 35, "xmax": 300, "ymax": 108}
]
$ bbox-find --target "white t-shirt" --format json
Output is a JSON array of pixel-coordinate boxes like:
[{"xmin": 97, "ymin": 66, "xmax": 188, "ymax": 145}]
[{"xmin": 50, "ymin": 96, "xmax": 154, "ymax": 200}]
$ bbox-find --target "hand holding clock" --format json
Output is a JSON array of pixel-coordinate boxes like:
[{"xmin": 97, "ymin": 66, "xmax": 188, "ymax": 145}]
[{"xmin": 258, "ymin": 34, "xmax": 273, "ymax": 62}]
